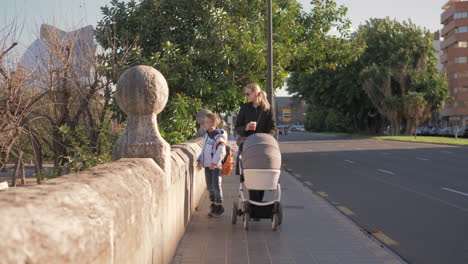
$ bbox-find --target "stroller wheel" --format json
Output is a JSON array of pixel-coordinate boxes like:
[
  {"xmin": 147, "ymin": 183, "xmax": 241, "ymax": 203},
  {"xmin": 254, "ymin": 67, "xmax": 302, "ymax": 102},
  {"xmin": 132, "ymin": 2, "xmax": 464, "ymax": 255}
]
[
  {"xmin": 272, "ymin": 213, "xmax": 279, "ymax": 231},
  {"xmin": 231, "ymin": 201, "xmax": 238, "ymax": 224},
  {"xmin": 243, "ymin": 212, "xmax": 250, "ymax": 230},
  {"xmin": 278, "ymin": 203, "xmax": 283, "ymax": 225}
]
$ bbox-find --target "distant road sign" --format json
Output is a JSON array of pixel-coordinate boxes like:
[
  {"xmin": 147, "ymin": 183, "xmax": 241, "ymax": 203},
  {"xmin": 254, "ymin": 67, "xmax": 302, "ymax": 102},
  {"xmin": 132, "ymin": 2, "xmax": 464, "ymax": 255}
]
[{"xmin": 283, "ymin": 108, "xmax": 291, "ymax": 122}]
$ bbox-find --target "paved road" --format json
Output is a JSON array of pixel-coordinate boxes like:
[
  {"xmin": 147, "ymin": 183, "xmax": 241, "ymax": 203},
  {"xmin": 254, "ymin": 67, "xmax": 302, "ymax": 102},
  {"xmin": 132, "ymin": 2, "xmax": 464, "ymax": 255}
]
[
  {"xmin": 279, "ymin": 132, "xmax": 468, "ymax": 264},
  {"xmin": 173, "ymin": 140, "xmax": 405, "ymax": 264}
]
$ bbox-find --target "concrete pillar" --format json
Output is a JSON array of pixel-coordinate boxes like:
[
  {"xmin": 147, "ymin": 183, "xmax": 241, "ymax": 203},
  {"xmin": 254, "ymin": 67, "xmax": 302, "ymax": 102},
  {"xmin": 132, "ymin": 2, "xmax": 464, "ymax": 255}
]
[{"xmin": 112, "ymin": 65, "xmax": 171, "ymax": 178}]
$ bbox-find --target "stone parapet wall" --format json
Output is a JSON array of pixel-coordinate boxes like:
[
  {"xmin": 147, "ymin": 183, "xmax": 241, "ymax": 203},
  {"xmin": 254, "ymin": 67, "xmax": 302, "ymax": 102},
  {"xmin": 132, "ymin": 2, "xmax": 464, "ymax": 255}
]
[{"xmin": 0, "ymin": 138, "xmax": 204, "ymax": 264}]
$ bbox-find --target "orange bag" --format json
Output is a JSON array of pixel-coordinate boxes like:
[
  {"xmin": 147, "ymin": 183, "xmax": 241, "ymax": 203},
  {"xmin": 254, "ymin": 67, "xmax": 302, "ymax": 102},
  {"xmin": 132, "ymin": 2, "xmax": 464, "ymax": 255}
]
[{"xmin": 216, "ymin": 142, "xmax": 234, "ymax": 176}]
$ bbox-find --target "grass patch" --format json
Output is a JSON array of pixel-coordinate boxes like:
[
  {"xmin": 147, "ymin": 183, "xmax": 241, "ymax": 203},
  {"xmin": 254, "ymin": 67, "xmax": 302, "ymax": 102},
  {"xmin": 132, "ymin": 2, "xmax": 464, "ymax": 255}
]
[{"xmin": 372, "ymin": 136, "xmax": 468, "ymax": 146}]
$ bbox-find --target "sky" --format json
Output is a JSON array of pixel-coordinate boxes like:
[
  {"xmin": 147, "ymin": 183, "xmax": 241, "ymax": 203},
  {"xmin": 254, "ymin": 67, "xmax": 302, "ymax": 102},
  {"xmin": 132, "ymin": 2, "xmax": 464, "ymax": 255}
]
[
  {"xmin": 1, "ymin": 0, "xmax": 111, "ymax": 47},
  {"xmin": 1, "ymin": 0, "xmax": 448, "ymax": 96},
  {"xmin": 298, "ymin": 0, "xmax": 443, "ymax": 33}
]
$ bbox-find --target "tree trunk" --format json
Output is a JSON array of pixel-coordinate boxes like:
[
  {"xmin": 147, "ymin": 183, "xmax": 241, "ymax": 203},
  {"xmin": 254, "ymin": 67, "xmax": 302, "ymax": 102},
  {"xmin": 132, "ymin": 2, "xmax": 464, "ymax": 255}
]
[
  {"xmin": 394, "ymin": 120, "xmax": 400, "ymax": 136},
  {"xmin": 11, "ymin": 152, "xmax": 23, "ymax": 187},
  {"xmin": 0, "ymin": 136, "xmax": 18, "ymax": 173},
  {"xmin": 29, "ymin": 132, "xmax": 43, "ymax": 184},
  {"xmin": 391, "ymin": 119, "xmax": 400, "ymax": 136},
  {"xmin": 404, "ymin": 119, "xmax": 414, "ymax": 136},
  {"xmin": 20, "ymin": 158, "xmax": 25, "ymax": 185}
]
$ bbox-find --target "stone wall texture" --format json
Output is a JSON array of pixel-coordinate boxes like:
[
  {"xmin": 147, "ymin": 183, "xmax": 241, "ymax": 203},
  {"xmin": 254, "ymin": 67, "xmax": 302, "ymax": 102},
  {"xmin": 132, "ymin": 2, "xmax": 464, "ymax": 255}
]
[{"xmin": 0, "ymin": 138, "xmax": 204, "ymax": 264}]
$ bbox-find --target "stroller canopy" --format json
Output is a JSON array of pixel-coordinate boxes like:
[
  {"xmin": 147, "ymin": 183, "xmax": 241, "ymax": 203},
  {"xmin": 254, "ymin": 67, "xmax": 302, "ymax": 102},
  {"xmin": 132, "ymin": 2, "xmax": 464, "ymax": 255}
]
[{"xmin": 242, "ymin": 133, "xmax": 281, "ymax": 170}]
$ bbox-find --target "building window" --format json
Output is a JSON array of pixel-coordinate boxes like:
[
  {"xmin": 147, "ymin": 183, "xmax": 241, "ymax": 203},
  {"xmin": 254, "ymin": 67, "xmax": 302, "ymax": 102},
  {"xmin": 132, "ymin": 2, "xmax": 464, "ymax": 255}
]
[
  {"xmin": 455, "ymin": 87, "xmax": 459, "ymax": 94},
  {"xmin": 455, "ymin": 12, "xmax": 468, "ymax": 19},
  {"xmin": 460, "ymin": 72, "xmax": 468, "ymax": 78},
  {"xmin": 458, "ymin": 41, "xmax": 468, "ymax": 48},
  {"xmin": 455, "ymin": 56, "xmax": 468, "ymax": 63},
  {"xmin": 456, "ymin": 26, "xmax": 468, "ymax": 33},
  {"xmin": 454, "ymin": 72, "xmax": 459, "ymax": 79}
]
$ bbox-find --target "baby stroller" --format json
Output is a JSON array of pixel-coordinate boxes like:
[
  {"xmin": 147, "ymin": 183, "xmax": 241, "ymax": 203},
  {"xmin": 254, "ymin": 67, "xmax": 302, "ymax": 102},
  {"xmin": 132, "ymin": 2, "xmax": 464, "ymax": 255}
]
[{"xmin": 231, "ymin": 133, "xmax": 283, "ymax": 231}]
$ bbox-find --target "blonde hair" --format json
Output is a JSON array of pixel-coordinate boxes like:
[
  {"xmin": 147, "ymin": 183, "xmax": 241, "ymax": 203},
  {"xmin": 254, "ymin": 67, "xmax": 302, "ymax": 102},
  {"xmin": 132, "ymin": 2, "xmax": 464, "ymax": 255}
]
[
  {"xmin": 205, "ymin": 113, "xmax": 221, "ymax": 127},
  {"xmin": 244, "ymin": 83, "xmax": 270, "ymax": 111}
]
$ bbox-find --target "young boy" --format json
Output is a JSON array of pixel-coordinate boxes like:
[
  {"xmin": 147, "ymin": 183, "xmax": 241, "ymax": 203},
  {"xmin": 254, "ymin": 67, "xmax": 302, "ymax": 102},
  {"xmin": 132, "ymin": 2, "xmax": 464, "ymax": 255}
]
[{"xmin": 197, "ymin": 113, "xmax": 227, "ymax": 217}]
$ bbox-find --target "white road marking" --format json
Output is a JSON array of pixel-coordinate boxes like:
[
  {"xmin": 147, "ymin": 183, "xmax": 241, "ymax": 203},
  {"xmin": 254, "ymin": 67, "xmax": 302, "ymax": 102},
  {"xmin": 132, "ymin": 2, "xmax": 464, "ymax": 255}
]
[
  {"xmin": 344, "ymin": 160, "xmax": 355, "ymax": 164},
  {"xmin": 378, "ymin": 169, "xmax": 395, "ymax": 175},
  {"xmin": 416, "ymin": 157, "xmax": 429, "ymax": 161},
  {"xmin": 441, "ymin": 151, "xmax": 453, "ymax": 154},
  {"xmin": 442, "ymin": 188, "xmax": 468, "ymax": 197},
  {"xmin": 374, "ymin": 178, "xmax": 468, "ymax": 213}
]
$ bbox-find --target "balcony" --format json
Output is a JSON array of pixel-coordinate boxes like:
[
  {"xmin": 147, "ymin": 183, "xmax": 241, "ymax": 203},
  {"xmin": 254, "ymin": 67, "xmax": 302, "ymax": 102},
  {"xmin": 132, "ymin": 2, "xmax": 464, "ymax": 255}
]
[
  {"xmin": 441, "ymin": 3, "xmax": 455, "ymax": 24},
  {"xmin": 441, "ymin": 34, "xmax": 456, "ymax": 49},
  {"xmin": 442, "ymin": 18, "xmax": 468, "ymax": 37},
  {"xmin": 442, "ymin": 20, "xmax": 456, "ymax": 37}
]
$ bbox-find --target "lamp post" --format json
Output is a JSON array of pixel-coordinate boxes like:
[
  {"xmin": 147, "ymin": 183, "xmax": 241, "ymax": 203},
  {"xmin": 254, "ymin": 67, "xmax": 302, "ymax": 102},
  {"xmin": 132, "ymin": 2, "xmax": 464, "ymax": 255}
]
[{"xmin": 266, "ymin": 0, "xmax": 276, "ymax": 137}]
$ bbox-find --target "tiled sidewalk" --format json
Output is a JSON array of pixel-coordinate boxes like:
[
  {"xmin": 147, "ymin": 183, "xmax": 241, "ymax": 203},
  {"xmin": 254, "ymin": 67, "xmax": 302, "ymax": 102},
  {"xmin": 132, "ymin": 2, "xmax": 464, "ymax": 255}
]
[{"xmin": 172, "ymin": 142, "xmax": 406, "ymax": 264}]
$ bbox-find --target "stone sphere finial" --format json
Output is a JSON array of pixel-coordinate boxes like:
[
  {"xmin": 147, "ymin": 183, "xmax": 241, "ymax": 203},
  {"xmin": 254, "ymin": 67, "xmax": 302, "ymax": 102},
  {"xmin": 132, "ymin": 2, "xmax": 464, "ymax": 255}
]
[
  {"xmin": 113, "ymin": 66, "xmax": 171, "ymax": 180},
  {"xmin": 116, "ymin": 65, "xmax": 169, "ymax": 116}
]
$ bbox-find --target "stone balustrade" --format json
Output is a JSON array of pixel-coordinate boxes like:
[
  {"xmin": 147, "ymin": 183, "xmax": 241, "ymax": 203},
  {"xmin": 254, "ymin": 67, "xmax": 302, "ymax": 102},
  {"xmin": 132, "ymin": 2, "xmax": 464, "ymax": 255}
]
[{"xmin": 0, "ymin": 66, "xmax": 205, "ymax": 264}]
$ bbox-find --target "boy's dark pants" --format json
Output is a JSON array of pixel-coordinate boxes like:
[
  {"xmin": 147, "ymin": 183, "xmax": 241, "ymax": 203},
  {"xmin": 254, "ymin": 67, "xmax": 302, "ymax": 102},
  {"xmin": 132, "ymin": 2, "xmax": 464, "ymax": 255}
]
[{"xmin": 205, "ymin": 168, "xmax": 222, "ymax": 203}]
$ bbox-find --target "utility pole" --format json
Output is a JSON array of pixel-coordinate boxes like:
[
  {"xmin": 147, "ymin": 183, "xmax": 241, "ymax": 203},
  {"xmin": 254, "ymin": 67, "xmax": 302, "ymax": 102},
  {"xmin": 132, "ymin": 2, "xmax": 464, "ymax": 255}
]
[{"xmin": 267, "ymin": 0, "xmax": 276, "ymax": 137}]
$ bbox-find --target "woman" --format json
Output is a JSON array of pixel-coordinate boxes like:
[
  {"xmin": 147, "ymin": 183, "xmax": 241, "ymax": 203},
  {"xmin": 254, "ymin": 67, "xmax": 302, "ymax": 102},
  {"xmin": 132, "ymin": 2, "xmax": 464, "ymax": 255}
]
[{"xmin": 235, "ymin": 83, "xmax": 276, "ymax": 203}]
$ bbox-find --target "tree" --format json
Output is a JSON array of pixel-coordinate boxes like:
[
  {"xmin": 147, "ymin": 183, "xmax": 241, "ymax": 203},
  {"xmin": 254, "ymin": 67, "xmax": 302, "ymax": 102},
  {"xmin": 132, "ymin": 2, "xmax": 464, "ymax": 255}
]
[
  {"xmin": 288, "ymin": 17, "xmax": 449, "ymax": 135},
  {"xmin": 358, "ymin": 18, "xmax": 449, "ymax": 135},
  {"xmin": 0, "ymin": 23, "xmax": 50, "ymax": 183},
  {"xmin": 287, "ymin": 60, "xmax": 379, "ymax": 133},
  {"xmin": 95, "ymin": 0, "xmax": 360, "ymax": 142}
]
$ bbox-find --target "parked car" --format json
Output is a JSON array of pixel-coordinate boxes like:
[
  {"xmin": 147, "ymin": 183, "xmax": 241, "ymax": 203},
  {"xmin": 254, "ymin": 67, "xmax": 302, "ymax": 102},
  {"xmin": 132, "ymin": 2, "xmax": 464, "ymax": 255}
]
[
  {"xmin": 416, "ymin": 127, "xmax": 424, "ymax": 136},
  {"xmin": 417, "ymin": 126, "xmax": 428, "ymax": 135},
  {"xmin": 429, "ymin": 127, "xmax": 440, "ymax": 136},
  {"xmin": 447, "ymin": 127, "xmax": 455, "ymax": 137},
  {"xmin": 454, "ymin": 126, "xmax": 467, "ymax": 138},
  {"xmin": 462, "ymin": 127, "xmax": 468, "ymax": 138},
  {"xmin": 438, "ymin": 127, "xmax": 449, "ymax": 137},
  {"xmin": 291, "ymin": 125, "xmax": 305, "ymax": 132}
]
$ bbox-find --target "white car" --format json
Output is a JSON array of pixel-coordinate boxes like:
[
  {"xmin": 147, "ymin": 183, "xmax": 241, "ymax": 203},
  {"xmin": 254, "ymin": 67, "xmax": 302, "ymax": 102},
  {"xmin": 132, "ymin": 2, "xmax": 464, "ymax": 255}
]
[{"xmin": 291, "ymin": 125, "xmax": 305, "ymax": 132}]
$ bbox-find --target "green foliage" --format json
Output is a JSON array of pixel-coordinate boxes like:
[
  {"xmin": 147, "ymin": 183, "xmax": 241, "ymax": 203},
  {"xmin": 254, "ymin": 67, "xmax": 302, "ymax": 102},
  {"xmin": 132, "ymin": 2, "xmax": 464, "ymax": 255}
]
[
  {"xmin": 358, "ymin": 18, "xmax": 449, "ymax": 134},
  {"xmin": 288, "ymin": 61, "xmax": 377, "ymax": 133},
  {"xmin": 95, "ymin": 0, "xmax": 360, "ymax": 112},
  {"xmin": 304, "ymin": 104, "xmax": 353, "ymax": 133},
  {"xmin": 304, "ymin": 105, "xmax": 327, "ymax": 132},
  {"xmin": 159, "ymin": 94, "xmax": 203, "ymax": 145},
  {"xmin": 57, "ymin": 115, "xmax": 119, "ymax": 172},
  {"xmin": 289, "ymin": 17, "xmax": 449, "ymax": 135}
]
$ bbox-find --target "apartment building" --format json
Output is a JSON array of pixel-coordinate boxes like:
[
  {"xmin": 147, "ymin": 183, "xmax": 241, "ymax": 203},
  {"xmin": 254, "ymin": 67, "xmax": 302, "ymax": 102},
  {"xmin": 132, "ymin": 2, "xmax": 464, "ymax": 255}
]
[{"xmin": 441, "ymin": 0, "xmax": 468, "ymax": 126}]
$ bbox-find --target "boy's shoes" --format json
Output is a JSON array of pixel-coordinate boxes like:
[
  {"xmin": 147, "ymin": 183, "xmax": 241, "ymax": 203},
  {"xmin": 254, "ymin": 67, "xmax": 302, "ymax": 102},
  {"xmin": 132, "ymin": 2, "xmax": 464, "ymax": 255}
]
[
  {"xmin": 211, "ymin": 204, "xmax": 225, "ymax": 218},
  {"xmin": 208, "ymin": 203, "xmax": 215, "ymax": 217}
]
